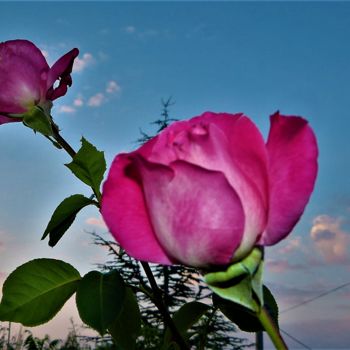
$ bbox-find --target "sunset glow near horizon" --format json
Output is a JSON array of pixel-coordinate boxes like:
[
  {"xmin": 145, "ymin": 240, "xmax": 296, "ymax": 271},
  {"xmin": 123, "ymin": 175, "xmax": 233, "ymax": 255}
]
[{"xmin": 1, "ymin": 2, "xmax": 350, "ymax": 348}]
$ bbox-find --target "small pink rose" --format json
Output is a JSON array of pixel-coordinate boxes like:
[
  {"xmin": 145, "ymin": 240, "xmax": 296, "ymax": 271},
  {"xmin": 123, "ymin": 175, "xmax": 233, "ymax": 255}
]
[
  {"xmin": 101, "ymin": 112, "xmax": 318, "ymax": 268},
  {"xmin": 0, "ymin": 39, "xmax": 78, "ymax": 125}
]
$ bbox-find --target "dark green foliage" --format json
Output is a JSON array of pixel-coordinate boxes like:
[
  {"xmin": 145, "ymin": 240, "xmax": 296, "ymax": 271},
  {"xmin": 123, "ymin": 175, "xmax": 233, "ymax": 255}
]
[
  {"xmin": 92, "ymin": 232, "xmax": 250, "ymax": 350},
  {"xmin": 23, "ymin": 332, "xmax": 61, "ymax": 350}
]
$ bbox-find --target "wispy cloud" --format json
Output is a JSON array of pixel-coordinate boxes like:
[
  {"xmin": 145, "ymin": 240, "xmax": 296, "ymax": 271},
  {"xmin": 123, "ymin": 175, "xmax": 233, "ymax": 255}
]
[
  {"xmin": 122, "ymin": 25, "xmax": 158, "ymax": 39},
  {"xmin": 106, "ymin": 80, "xmax": 121, "ymax": 94},
  {"xmin": 59, "ymin": 80, "xmax": 121, "ymax": 112},
  {"xmin": 124, "ymin": 25, "xmax": 136, "ymax": 34},
  {"xmin": 88, "ymin": 93, "xmax": 105, "ymax": 107},
  {"xmin": 277, "ymin": 237, "xmax": 302, "ymax": 255},
  {"xmin": 86, "ymin": 216, "xmax": 107, "ymax": 229},
  {"xmin": 266, "ymin": 259, "xmax": 306, "ymax": 273},
  {"xmin": 73, "ymin": 52, "xmax": 94, "ymax": 73},
  {"xmin": 86, "ymin": 81, "xmax": 121, "ymax": 108},
  {"xmin": 73, "ymin": 95, "xmax": 84, "ymax": 107},
  {"xmin": 310, "ymin": 215, "xmax": 350, "ymax": 264},
  {"xmin": 58, "ymin": 105, "xmax": 76, "ymax": 114}
]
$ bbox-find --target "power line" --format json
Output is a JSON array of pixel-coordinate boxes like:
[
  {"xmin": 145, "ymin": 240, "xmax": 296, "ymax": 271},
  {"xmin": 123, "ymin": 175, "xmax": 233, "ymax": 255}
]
[
  {"xmin": 280, "ymin": 281, "xmax": 350, "ymax": 314},
  {"xmin": 280, "ymin": 329, "xmax": 312, "ymax": 350},
  {"xmin": 274, "ymin": 281, "xmax": 350, "ymax": 349}
]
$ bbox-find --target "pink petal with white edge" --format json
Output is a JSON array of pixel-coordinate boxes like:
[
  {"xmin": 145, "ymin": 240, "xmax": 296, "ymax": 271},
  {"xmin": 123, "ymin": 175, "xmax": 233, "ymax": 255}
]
[
  {"xmin": 135, "ymin": 157, "xmax": 245, "ymax": 267},
  {"xmin": 0, "ymin": 40, "xmax": 49, "ymax": 114},
  {"xmin": 259, "ymin": 112, "xmax": 318, "ymax": 245},
  {"xmin": 101, "ymin": 153, "xmax": 174, "ymax": 265},
  {"xmin": 46, "ymin": 48, "xmax": 79, "ymax": 101}
]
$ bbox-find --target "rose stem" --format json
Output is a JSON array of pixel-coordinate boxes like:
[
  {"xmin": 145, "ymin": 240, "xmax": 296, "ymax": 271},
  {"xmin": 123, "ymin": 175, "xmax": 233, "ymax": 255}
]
[
  {"xmin": 51, "ymin": 125, "xmax": 189, "ymax": 350},
  {"xmin": 141, "ymin": 262, "xmax": 189, "ymax": 350},
  {"xmin": 257, "ymin": 306, "xmax": 288, "ymax": 349}
]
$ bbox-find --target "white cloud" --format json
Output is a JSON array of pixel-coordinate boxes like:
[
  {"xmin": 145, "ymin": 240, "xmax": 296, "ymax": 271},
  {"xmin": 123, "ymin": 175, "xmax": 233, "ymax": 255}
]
[
  {"xmin": 58, "ymin": 105, "xmax": 76, "ymax": 114},
  {"xmin": 106, "ymin": 80, "xmax": 121, "ymax": 94},
  {"xmin": 310, "ymin": 215, "xmax": 350, "ymax": 263},
  {"xmin": 86, "ymin": 216, "xmax": 107, "ymax": 229},
  {"xmin": 73, "ymin": 95, "xmax": 84, "ymax": 107},
  {"xmin": 73, "ymin": 53, "xmax": 94, "ymax": 73},
  {"xmin": 124, "ymin": 25, "xmax": 136, "ymax": 34},
  {"xmin": 123, "ymin": 25, "xmax": 159, "ymax": 39},
  {"xmin": 88, "ymin": 93, "xmax": 105, "ymax": 107}
]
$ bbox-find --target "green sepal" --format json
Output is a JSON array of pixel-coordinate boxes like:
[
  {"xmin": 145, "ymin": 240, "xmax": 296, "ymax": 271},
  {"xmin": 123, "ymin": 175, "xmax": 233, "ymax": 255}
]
[
  {"xmin": 204, "ymin": 247, "xmax": 264, "ymax": 312},
  {"xmin": 42, "ymin": 194, "xmax": 96, "ymax": 247},
  {"xmin": 76, "ymin": 270, "xmax": 126, "ymax": 335},
  {"xmin": 65, "ymin": 137, "xmax": 106, "ymax": 200},
  {"xmin": 212, "ymin": 285, "xmax": 279, "ymax": 332},
  {"xmin": 0, "ymin": 259, "xmax": 81, "ymax": 326},
  {"xmin": 22, "ymin": 106, "xmax": 53, "ymax": 136}
]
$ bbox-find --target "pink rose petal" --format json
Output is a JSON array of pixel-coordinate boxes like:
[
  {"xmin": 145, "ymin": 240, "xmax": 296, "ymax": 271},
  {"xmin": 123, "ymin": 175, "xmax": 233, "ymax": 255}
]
[
  {"xmin": 259, "ymin": 112, "xmax": 318, "ymax": 245},
  {"xmin": 46, "ymin": 48, "xmax": 79, "ymax": 101},
  {"xmin": 0, "ymin": 40, "xmax": 49, "ymax": 114},
  {"xmin": 149, "ymin": 112, "xmax": 269, "ymax": 259},
  {"xmin": 101, "ymin": 154, "xmax": 174, "ymax": 265},
  {"xmin": 134, "ymin": 156, "xmax": 245, "ymax": 267}
]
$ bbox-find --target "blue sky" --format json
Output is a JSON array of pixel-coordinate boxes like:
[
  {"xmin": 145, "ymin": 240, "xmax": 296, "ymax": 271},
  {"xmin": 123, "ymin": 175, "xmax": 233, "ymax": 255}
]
[{"xmin": 1, "ymin": 2, "xmax": 350, "ymax": 348}]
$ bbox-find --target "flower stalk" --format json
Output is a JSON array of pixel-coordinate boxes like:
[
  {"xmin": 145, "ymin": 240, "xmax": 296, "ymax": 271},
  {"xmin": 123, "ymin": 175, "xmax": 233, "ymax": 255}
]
[{"xmin": 257, "ymin": 306, "xmax": 288, "ymax": 350}]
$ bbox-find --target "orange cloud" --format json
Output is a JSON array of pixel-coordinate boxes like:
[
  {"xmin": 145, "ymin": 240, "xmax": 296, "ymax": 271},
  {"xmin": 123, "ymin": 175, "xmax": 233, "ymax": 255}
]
[
  {"xmin": 277, "ymin": 237, "xmax": 301, "ymax": 255},
  {"xmin": 310, "ymin": 215, "xmax": 350, "ymax": 263},
  {"xmin": 265, "ymin": 259, "xmax": 306, "ymax": 273},
  {"xmin": 85, "ymin": 216, "xmax": 107, "ymax": 229}
]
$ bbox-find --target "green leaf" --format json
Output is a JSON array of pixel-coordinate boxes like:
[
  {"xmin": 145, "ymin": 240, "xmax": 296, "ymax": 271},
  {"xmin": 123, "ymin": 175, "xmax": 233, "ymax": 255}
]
[
  {"xmin": 163, "ymin": 301, "xmax": 210, "ymax": 347},
  {"xmin": 22, "ymin": 106, "xmax": 53, "ymax": 136},
  {"xmin": 0, "ymin": 259, "xmax": 81, "ymax": 326},
  {"xmin": 213, "ymin": 285, "xmax": 279, "ymax": 333},
  {"xmin": 109, "ymin": 287, "xmax": 141, "ymax": 350},
  {"xmin": 204, "ymin": 247, "xmax": 264, "ymax": 312},
  {"xmin": 76, "ymin": 270, "xmax": 126, "ymax": 335},
  {"xmin": 65, "ymin": 137, "xmax": 106, "ymax": 199},
  {"xmin": 42, "ymin": 194, "xmax": 95, "ymax": 247}
]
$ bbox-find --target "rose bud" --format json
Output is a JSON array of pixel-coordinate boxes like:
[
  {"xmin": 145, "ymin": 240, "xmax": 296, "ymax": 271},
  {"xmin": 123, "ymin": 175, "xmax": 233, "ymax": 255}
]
[
  {"xmin": 0, "ymin": 39, "xmax": 78, "ymax": 125},
  {"xmin": 101, "ymin": 112, "xmax": 318, "ymax": 268}
]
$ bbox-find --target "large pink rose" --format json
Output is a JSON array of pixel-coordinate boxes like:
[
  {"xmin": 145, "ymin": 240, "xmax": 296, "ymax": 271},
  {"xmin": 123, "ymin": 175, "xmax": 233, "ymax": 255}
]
[
  {"xmin": 0, "ymin": 39, "xmax": 78, "ymax": 125},
  {"xmin": 101, "ymin": 112, "xmax": 318, "ymax": 268}
]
